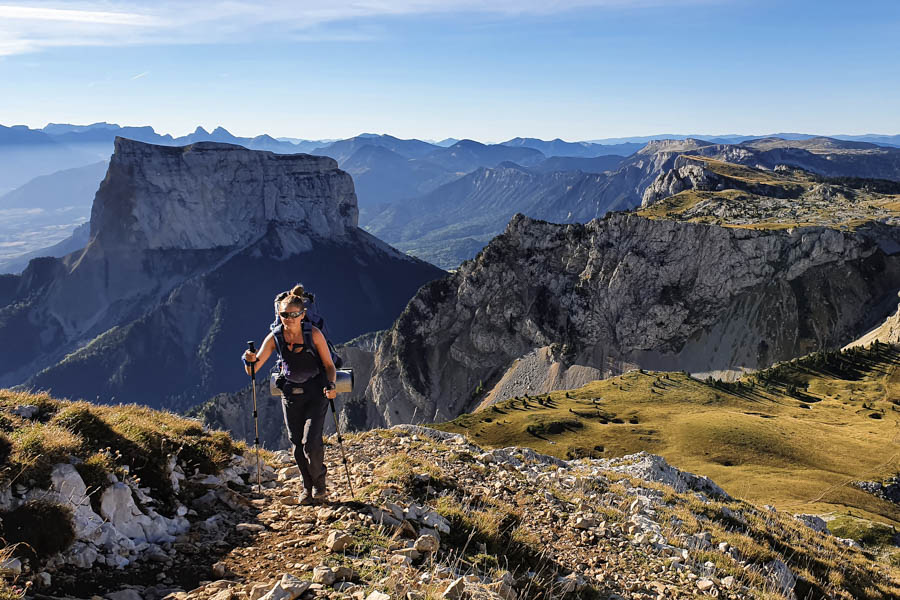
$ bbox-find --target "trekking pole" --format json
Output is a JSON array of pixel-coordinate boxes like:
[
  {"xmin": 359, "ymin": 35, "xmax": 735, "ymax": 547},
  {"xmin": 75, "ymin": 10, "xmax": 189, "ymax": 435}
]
[
  {"xmin": 247, "ymin": 341, "xmax": 262, "ymax": 493},
  {"xmin": 328, "ymin": 397, "xmax": 355, "ymax": 497}
]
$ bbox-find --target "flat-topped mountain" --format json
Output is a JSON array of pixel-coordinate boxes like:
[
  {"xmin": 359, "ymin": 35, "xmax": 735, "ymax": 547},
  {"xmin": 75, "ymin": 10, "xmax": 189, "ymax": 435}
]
[
  {"xmin": 91, "ymin": 139, "xmax": 357, "ymax": 250},
  {"xmin": 0, "ymin": 138, "xmax": 443, "ymax": 409}
]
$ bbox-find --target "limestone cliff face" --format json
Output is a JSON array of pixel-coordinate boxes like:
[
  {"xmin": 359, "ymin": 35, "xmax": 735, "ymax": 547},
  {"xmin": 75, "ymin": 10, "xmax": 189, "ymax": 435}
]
[
  {"xmin": 92, "ymin": 138, "xmax": 357, "ymax": 251},
  {"xmin": 363, "ymin": 214, "xmax": 900, "ymax": 427},
  {"xmin": 0, "ymin": 138, "xmax": 443, "ymax": 409}
]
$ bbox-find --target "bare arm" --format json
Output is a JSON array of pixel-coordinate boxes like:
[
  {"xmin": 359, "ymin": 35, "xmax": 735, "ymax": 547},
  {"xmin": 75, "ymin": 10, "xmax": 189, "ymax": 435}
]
[
  {"xmin": 311, "ymin": 326, "xmax": 337, "ymax": 399},
  {"xmin": 242, "ymin": 332, "xmax": 276, "ymax": 376}
]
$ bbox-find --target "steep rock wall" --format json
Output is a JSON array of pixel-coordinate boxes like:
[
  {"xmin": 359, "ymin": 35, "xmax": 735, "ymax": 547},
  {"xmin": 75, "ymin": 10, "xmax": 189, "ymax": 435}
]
[
  {"xmin": 91, "ymin": 138, "xmax": 357, "ymax": 251},
  {"xmin": 363, "ymin": 214, "xmax": 900, "ymax": 427}
]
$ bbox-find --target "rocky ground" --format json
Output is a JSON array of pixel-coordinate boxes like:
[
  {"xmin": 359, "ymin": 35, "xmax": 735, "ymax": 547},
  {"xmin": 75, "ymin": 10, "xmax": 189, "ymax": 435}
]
[{"xmin": 18, "ymin": 426, "xmax": 899, "ymax": 600}]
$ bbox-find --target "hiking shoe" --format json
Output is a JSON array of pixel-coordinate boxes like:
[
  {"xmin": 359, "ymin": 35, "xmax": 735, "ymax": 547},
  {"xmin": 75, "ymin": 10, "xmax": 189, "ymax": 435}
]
[
  {"xmin": 312, "ymin": 487, "xmax": 328, "ymax": 503},
  {"xmin": 299, "ymin": 490, "xmax": 317, "ymax": 506}
]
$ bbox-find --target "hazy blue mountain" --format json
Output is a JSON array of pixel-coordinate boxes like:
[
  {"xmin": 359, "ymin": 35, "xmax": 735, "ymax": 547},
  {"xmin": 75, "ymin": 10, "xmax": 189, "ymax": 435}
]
[
  {"xmin": 342, "ymin": 144, "xmax": 459, "ymax": 208},
  {"xmin": 1, "ymin": 125, "xmax": 62, "ymax": 145},
  {"xmin": 0, "ymin": 125, "xmax": 100, "ymax": 193},
  {"xmin": 423, "ymin": 139, "xmax": 545, "ymax": 173},
  {"xmin": 590, "ymin": 132, "xmax": 900, "ymax": 149},
  {"xmin": 435, "ymin": 138, "xmax": 459, "ymax": 147},
  {"xmin": 43, "ymin": 122, "xmax": 120, "ymax": 135},
  {"xmin": 311, "ymin": 134, "xmax": 440, "ymax": 164},
  {"xmin": 45, "ymin": 123, "xmax": 169, "ymax": 145},
  {"xmin": 832, "ymin": 134, "xmax": 900, "ymax": 147},
  {"xmin": 0, "ymin": 161, "xmax": 107, "ymax": 210},
  {"xmin": 40, "ymin": 122, "xmax": 305, "ymax": 155},
  {"xmin": 530, "ymin": 155, "xmax": 626, "ymax": 174},
  {"xmin": 276, "ymin": 137, "xmax": 335, "ymax": 152},
  {"xmin": 364, "ymin": 162, "xmax": 634, "ymax": 268},
  {"xmin": 501, "ymin": 137, "xmax": 634, "ymax": 158},
  {"xmin": 0, "ymin": 161, "xmax": 106, "ymax": 268},
  {"xmin": 0, "ymin": 222, "xmax": 90, "ymax": 274}
]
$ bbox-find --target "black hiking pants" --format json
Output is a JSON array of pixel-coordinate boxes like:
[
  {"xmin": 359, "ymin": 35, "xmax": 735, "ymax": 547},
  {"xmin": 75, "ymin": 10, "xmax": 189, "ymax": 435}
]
[{"xmin": 281, "ymin": 381, "xmax": 329, "ymax": 493}]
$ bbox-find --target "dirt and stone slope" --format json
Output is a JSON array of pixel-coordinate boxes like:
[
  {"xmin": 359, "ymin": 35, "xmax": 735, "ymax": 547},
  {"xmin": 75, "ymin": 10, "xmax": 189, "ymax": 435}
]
[{"xmin": 9, "ymin": 421, "xmax": 899, "ymax": 600}]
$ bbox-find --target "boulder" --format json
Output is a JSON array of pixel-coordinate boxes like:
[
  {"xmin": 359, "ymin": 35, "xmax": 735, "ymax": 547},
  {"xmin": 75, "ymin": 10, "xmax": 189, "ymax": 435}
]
[
  {"xmin": 413, "ymin": 534, "xmax": 439, "ymax": 553},
  {"xmin": 326, "ymin": 531, "xmax": 353, "ymax": 552},
  {"xmin": 100, "ymin": 482, "xmax": 144, "ymax": 538},
  {"xmin": 259, "ymin": 574, "xmax": 310, "ymax": 600}
]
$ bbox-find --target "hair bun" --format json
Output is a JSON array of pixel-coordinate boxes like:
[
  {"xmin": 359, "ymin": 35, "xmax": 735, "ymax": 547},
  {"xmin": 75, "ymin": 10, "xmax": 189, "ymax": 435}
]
[{"xmin": 290, "ymin": 284, "xmax": 305, "ymax": 297}]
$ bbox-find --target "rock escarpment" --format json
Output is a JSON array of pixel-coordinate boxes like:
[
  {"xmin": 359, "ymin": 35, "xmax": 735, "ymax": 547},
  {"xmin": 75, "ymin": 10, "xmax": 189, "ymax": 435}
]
[
  {"xmin": 0, "ymin": 138, "xmax": 443, "ymax": 409},
  {"xmin": 362, "ymin": 213, "xmax": 900, "ymax": 427}
]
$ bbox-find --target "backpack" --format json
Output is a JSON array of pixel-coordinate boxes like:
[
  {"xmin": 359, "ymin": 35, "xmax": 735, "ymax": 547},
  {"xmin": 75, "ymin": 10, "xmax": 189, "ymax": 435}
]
[{"xmin": 270, "ymin": 295, "xmax": 344, "ymax": 371}]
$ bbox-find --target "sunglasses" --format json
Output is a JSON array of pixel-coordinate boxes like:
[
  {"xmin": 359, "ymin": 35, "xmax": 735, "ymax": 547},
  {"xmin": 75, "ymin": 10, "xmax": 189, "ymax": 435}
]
[{"xmin": 279, "ymin": 310, "xmax": 306, "ymax": 319}]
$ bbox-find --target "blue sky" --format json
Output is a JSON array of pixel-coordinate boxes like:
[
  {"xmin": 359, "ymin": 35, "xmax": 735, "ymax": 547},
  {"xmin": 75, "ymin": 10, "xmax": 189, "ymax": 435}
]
[{"xmin": 1, "ymin": 0, "xmax": 898, "ymax": 142}]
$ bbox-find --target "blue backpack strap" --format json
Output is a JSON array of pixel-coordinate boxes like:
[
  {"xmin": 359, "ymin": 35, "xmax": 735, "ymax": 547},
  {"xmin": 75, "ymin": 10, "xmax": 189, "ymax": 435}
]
[
  {"xmin": 301, "ymin": 320, "xmax": 315, "ymax": 354},
  {"xmin": 301, "ymin": 320, "xmax": 326, "ymax": 367},
  {"xmin": 272, "ymin": 324, "xmax": 287, "ymax": 360},
  {"xmin": 306, "ymin": 309, "xmax": 326, "ymax": 336}
]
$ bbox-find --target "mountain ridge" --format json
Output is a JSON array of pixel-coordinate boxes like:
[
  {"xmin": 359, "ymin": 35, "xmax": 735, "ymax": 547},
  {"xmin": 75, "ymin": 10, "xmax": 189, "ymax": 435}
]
[{"xmin": 351, "ymin": 212, "xmax": 900, "ymax": 431}]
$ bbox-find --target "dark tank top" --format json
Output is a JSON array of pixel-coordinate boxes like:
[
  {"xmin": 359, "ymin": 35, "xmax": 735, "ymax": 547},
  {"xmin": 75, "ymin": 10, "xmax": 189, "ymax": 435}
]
[{"xmin": 274, "ymin": 324, "xmax": 323, "ymax": 384}]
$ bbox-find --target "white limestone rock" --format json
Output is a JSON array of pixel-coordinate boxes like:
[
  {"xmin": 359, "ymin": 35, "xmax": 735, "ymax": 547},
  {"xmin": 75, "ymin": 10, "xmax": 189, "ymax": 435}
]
[
  {"xmin": 100, "ymin": 482, "xmax": 144, "ymax": 538},
  {"xmin": 259, "ymin": 574, "xmax": 311, "ymax": 600}
]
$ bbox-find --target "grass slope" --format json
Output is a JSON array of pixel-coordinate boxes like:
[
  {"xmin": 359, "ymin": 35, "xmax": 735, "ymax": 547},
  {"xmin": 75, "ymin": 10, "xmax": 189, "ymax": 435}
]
[
  {"xmin": 436, "ymin": 343, "xmax": 900, "ymax": 531},
  {"xmin": 0, "ymin": 389, "xmax": 244, "ymax": 502}
]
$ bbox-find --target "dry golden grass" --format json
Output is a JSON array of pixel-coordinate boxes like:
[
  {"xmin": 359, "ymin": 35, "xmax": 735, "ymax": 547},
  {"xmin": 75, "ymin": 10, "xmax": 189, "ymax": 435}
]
[
  {"xmin": 438, "ymin": 344, "xmax": 900, "ymax": 529},
  {"xmin": 0, "ymin": 389, "xmax": 245, "ymax": 496}
]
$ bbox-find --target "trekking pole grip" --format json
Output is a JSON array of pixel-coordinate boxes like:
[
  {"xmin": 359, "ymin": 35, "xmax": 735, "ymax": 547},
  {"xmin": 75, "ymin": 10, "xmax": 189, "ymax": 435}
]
[{"xmin": 247, "ymin": 341, "xmax": 257, "ymax": 380}]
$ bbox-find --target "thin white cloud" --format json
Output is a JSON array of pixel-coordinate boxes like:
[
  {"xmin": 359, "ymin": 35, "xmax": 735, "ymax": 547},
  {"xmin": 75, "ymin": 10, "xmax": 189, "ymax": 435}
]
[
  {"xmin": 0, "ymin": 5, "xmax": 158, "ymax": 25},
  {"xmin": 0, "ymin": 0, "xmax": 725, "ymax": 56},
  {"xmin": 130, "ymin": 71, "xmax": 148, "ymax": 80}
]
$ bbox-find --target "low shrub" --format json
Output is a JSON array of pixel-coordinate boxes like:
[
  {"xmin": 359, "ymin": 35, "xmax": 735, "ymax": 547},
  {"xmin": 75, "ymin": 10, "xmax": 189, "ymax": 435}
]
[
  {"xmin": 0, "ymin": 499, "xmax": 75, "ymax": 561},
  {"xmin": 0, "ymin": 431, "xmax": 11, "ymax": 467},
  {"xmin": 526, "ymin": 418, "xmax": 583, "ymax": 437}
]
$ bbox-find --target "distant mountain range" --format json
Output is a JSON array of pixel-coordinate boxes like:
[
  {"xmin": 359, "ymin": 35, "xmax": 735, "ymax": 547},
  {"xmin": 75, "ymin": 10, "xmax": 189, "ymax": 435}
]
[
  {"xmin": 2, "ymin": 122, "xmax": 900, "ymax": 274},
  {"xmin": 363, "ymin": 136, "xmax": 900, "ymax": 267},
  {"xmin": 588, "ymin": 133, "xmax": 900, "ymax": 147}
]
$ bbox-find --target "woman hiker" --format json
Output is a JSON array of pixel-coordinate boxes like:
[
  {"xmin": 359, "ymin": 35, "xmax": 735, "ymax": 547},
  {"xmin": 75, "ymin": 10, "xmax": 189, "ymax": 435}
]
[{"xmin": 242, "ymin": 284, "xmax": 337, "ymax": 505}]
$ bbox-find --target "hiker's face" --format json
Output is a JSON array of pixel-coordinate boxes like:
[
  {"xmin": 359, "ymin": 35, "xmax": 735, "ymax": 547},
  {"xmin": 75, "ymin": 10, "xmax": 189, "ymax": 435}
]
[{"xmin": 279, "ymin": 302, "xmax": 306, "ymax": 324}]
